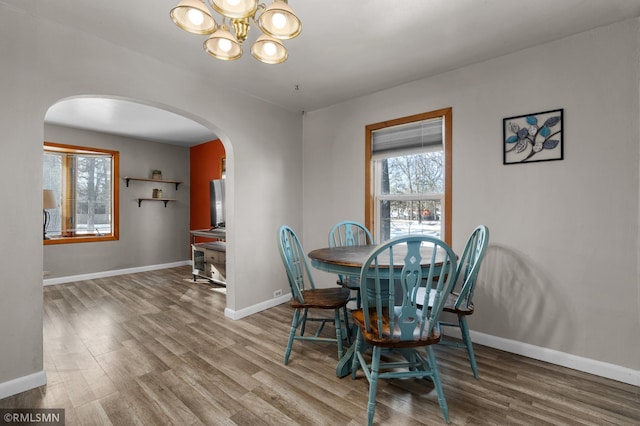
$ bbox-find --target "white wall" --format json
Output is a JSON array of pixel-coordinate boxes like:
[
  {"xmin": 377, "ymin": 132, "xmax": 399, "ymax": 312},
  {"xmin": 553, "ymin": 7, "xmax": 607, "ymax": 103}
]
[
  {"xmin": 303, "ymin": 19, "xmax": 640, "ymax": 378},
  {"xmin": 0, "ymin": 5, "xmax": 301, "ymax": 395}
]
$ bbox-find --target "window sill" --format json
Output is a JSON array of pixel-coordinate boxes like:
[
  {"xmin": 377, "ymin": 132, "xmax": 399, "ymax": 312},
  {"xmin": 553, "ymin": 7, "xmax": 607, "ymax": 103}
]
[{"xmin": 44, "ymin": 235, "xmax": 118, "ymax": 245}]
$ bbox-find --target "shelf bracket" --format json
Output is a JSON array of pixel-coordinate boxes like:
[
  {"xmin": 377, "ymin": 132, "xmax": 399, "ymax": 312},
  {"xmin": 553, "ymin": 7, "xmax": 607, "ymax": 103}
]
[
  {"xmin": 136, "ymin": 199, "xmax": 171, "ymax": 207},
  {"xmin": 125, "ymin": 178, "xmax": 131, "ymax": 187},
  {"xmin": 174, "ymin": 182, "xmax": 181, "ymax": 190}
]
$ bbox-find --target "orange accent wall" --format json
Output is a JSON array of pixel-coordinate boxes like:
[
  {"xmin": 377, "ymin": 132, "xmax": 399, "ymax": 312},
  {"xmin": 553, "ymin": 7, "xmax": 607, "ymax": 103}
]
[{"xmin": 190, "ymin": 140, "xmax": 225, "ymax": 231}]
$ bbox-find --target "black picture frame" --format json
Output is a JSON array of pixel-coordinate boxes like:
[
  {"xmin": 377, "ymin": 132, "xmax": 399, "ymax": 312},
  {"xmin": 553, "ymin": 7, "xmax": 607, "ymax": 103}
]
[{"xmin": 503, "ymin": 108, "xmax": 563, "ymax": 164}]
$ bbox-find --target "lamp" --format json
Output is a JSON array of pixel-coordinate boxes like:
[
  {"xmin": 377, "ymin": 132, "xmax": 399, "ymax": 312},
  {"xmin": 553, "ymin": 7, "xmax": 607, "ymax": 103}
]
[
  {"xmin": 170, "ymin": 0, "xmax": 301, "ymax": 64},
  {"xmin": 43, "ymin": 189, "xmax": 57, "ymax": 239}
]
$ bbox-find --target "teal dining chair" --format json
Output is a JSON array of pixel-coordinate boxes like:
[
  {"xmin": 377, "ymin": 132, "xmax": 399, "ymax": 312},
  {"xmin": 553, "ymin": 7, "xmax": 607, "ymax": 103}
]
[
  {"xmin": 350, "ymin": 235, "xmax": 458, "ymax": 425},
  {"xmin": 278, "ymin": 225, "xmax": 351, "ymax": 365},
  {"xmin": 416, "ymin": 224, "xmax": 490, "ymax": 379},
  {"xmin": 328, "ymin": 221, "xmax": 374, "ymax": 310}
]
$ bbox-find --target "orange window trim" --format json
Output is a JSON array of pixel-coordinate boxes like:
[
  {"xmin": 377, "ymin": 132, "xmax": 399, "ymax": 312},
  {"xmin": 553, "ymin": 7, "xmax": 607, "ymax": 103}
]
[
  {"xmin": 44, "ymin": 141, "xmax": 119, "ymax": 245},
  {"xmin": 364, "ymin": 107, "xmax": 452, "ymax": 244}
]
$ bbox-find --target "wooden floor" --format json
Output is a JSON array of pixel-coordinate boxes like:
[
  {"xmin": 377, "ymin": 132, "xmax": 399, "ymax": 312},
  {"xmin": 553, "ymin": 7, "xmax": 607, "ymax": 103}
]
[{"xmin": 1, "ymin": 266, "xmax": 638, "ymax": 425}]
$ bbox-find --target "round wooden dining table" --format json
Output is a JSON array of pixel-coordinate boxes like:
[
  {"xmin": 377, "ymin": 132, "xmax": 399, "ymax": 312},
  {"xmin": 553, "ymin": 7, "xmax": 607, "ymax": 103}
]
[
  {"xmin": 307, "ymin": 243, "xmax": 448, "ymax": 377},
  {"xmin": 308, "ymin": 244, "xmax": 447, "ymax": 276}
]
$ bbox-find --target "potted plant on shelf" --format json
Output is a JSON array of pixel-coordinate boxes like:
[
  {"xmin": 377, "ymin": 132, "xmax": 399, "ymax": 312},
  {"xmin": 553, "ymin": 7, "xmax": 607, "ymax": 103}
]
[{"xmin": 152, "ymin": 170, "xmax": 162, "ymax": 180}]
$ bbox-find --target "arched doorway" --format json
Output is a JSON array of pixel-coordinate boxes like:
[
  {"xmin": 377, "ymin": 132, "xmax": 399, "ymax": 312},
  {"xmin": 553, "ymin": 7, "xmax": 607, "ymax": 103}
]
[{"xmin": 43, "ymin": 95, "xmax": 231, "ymax": 307}]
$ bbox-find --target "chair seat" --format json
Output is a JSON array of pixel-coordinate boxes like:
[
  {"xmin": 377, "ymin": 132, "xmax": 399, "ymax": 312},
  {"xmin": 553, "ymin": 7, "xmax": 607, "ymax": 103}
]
[
  {"xmin": 351, "ymin": 308, "xmax": 441, "ymax": 348},
  {"xmin": 290, "ymin": 287, "xmax": 351, "ymax": 309},
  {"xmin": 444, "ymin": 292, "xmax": 474, "ymax": 315},
  {"xmin": 415, "ymin": 289, "xmax": 475, "ymax": 315}
]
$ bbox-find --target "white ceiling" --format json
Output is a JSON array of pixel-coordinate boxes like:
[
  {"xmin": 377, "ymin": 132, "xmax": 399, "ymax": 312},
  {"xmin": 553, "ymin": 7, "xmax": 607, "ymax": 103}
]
[
  {"xmin": 46, "ymin": 98, "xmax": 217, "ymax": 147},
  {"xmin": 9, "ymin": 0, "xmax": 640, "ymax": 146}
]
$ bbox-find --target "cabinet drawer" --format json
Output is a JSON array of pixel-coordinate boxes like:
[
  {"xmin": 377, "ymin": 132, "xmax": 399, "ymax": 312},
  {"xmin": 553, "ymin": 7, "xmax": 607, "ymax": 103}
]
[{"xmin": 206, "ymin": 249, "xmax": 226, "ymax": 264}]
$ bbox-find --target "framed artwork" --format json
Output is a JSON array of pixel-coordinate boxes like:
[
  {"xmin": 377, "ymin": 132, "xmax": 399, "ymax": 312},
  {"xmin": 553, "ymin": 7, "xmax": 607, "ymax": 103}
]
[{"xmin": 503, "ymin": 108, "xmax": 563, "ymax": 164}]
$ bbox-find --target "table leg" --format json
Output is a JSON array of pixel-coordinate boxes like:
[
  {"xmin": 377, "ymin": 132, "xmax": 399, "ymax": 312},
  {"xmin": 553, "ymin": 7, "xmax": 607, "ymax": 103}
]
[{"xmin": 336, "ymin": 343, "xmax": 356, "ymax": 378}]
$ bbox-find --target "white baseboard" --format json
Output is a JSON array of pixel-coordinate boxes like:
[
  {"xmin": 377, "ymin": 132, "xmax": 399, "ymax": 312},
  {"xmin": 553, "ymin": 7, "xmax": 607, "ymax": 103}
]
[
  {"xmin": 467, "ymin": 330, "xmax": 639, "ymax": 386},
  {"xmin": 0, "ymin": 371, "xmax": 46, "ymax": 399},
  {"xmin": 224, "ymin": 293, "xmax": 290, "ymax": 320},
  {"xmin": 43, "ymin": 260, "xmax": 191, "ymax": 286}
]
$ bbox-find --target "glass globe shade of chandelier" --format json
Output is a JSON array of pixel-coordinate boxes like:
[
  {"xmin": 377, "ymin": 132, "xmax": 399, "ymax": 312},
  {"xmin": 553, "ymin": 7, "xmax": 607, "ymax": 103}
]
[{"xmin": 170, "ymin": 0, "xmax": 301, "ymax": 64}]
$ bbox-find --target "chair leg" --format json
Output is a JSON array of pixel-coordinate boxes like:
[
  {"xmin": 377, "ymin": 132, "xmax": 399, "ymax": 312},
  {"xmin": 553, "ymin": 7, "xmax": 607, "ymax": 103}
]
[
  {"xmin": 342, "ymin": 305, "xmax": 351, "ymax": 344},
  {"xmin": 459, "ymin": 315, "xmax": 478, "ymax": 379},
  {"xmin": 366, "ymin": 346, "xmax": 382, "ymax": 426},
  {"xmin": 300, "ymin": 308, "xmax": 308, "ymax": 336},
  {"xmin": 426, "ymin": 345, "xmax": 450, "ymax": 424},
  {"xmin": 333, "ymin": 308, "xmax": 345, "ymax": 360},
  {"xmin": 408, "ymin": 349, "xmax": 418, "ymax": 371},
  {"xmin": 284, "ymin": 309, "xmax": 301, "ymax": 365}
]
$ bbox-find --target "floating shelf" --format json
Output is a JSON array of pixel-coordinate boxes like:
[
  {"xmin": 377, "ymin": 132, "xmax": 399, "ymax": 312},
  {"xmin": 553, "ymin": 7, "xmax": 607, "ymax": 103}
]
[
  {"xmin": 123, "ymin": 177, "xmax": 182, "ymax": 190},
  {"xmin": 137, "ymin": 198, "xmax": 176, "ymax": 208}
]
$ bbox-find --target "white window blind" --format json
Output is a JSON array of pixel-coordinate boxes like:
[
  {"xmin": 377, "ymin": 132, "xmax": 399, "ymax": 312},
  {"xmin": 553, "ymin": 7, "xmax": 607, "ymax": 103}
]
[{"xmin": 371, "ymin": 117, "xmax": 443, "ymax": 159}]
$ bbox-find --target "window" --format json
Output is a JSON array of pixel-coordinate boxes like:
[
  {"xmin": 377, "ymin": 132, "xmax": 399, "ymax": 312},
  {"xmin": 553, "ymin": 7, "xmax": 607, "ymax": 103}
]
[
  {"xmin": 43, "ymin": 142, "xmax": 119, "ymax": 244},
  {"xmin": 365, "ymin": 108, "xmax": 452, "ymax": 243}
]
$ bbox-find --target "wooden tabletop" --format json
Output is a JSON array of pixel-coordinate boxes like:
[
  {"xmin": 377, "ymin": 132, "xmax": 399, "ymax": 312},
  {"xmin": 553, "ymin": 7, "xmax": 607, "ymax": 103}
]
[{"xmin": 308, "ymin": 244, "xmax": 446, "ymax": 276}]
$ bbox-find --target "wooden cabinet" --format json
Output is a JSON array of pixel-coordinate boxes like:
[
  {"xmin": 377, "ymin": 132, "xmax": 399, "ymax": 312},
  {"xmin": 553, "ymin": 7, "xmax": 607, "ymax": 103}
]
[{"xmin": 192, "ymin": 242, "xmax": 226, "ymax": 285}]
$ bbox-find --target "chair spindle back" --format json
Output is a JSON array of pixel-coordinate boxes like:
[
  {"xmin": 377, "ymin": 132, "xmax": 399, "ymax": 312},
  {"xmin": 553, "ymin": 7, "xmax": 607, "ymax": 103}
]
[
  {"xmin": 329, "ymin": 221, "xmax": 374, "ymax": 248},
  {"xmin": 329, "ymin": 221, "xmax": 374, "ymax": 286},
  {"xmin": 278, "ymin": 225, "xmax": 315, "ymax": 303},
  {"xmin": 451, "ymin": 225, "xmax": 489, "ymax": 310},
  {"xmin": 359, "ymin": 235, "xmax": 457, "ymax": 342}
]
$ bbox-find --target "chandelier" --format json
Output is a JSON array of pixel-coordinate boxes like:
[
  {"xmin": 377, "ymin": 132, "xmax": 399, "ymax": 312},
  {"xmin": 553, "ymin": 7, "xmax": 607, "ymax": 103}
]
[{"xmin": 170, "ymin": 0, "xmax": 301, "ymax": 64}]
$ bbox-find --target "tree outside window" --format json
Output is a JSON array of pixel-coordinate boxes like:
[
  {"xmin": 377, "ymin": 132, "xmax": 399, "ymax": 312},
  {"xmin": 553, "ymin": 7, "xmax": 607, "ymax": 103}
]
[{"xmin": 378, "ymin": 151, "xmax": 444, "ymax": 240}]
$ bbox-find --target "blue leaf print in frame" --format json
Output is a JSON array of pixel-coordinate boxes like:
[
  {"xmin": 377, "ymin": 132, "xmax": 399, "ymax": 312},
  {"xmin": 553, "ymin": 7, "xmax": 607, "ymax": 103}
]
[{"xmin": 503, "ymin": 108, "xmax": 563, "ymax": 164}]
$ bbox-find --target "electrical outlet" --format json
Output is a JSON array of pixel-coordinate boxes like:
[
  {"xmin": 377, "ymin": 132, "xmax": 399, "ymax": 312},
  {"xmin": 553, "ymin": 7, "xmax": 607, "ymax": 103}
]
[{"xmin": 274, "ymin": 289, "xmax": 283, "ymax": 298}]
